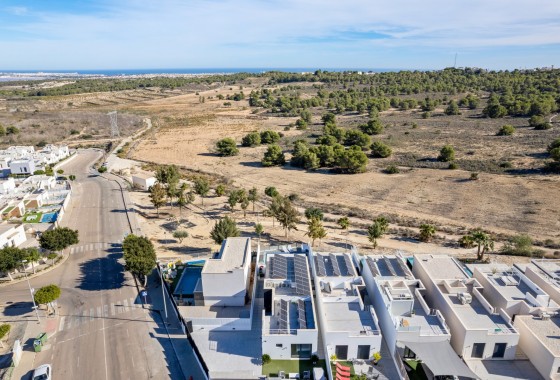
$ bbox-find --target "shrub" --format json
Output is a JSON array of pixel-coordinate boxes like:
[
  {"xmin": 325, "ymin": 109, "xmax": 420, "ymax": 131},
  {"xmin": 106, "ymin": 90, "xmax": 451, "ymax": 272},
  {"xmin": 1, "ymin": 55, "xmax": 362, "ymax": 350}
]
[
  {"xmin": 241, "ymin": 132, "xmax": 261, "ymax": 147},
  {"xmin": 445, "ymin": 100, "xmax": 460, "ymax": 115},
  {"xmin": 36, "ymin": 140, "xmax": 48, "ymax": 148},
  {"xmin": 438, "ymin": 145, "xmax": 455, "ymax": 162},
  {"xmin": 6, "ymin": 126, "xmax": 19, "ymax": 134},
  {"xmin": 295, "ymin": 118, "xmax": 308, "ymax": 130},
  {"xmin": 334, "ymin": 146, "xmax": 368, "ymax": 173},
  {"xmin": 496, "ymin": 125, "xmax": 515, "ymax": 136},
  {"xmin": 501, "ymin": 234, "xmax": 534, "ymax": 256},
  {"xmin": 370, "ymin": 141, "xmax": 392, "ymax": 158},
  {"xmin": 264, "ymin": 186, "xmax": 279, "ymax": 197},
  {"xmin": 34, "ymin": 284, "xmax": 61, "ymax": 305},
  {"xmin": 470, "ymin": 172, "xmax": 479, "ymax": 180},
  {"xmin": 305, "ymin": 207, "xmax": 324, "ymax": 220},
  {"xmin": 385, "ymin": 165, "xmax": 400, "ymax": 174},
  {"xmin": 262, "ymin": 354, "xmax": 271, "ymax": 365},
  {"xmin": 262, "ymin": 144, "xmax": 285, "ymax": 167},
  {"xmin": 260, "ymin": 130, "xmax": 281, "ymax": 144},
  {"xmin": 210, "ymin": 216, "xmax": 240, "ymax": 245},
  {"xmin": 344, "ymin": 130, "xmax": 371, "ymax": 149},
  {"xmin": 98, "ymin": 166, "xmax": 107, "ymax": 173},
  {"xmin": 359, "ymin": 118, "xmax": 384, "ymax": 135},
  {"xmin": 215, "ymin": 184, "xmax": 226, "ymax": 196},
  {"xmin": 216, "ymin": 138, "xmax": 239, "ymax": 156},
  {"xmin": 448, "ymin": 162, "xmax": 458, "ymax": 170},
  {"xmin": 0, "ymin": 324, "xmax": 11, "ymax": 341}
]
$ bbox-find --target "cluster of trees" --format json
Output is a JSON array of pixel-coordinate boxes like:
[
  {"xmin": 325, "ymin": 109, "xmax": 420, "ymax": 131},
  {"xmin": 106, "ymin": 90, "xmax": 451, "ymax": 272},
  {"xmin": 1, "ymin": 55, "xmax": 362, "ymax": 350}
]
[
  {"xmin": 39, "ymin": 227, "xmax": 79, "ymax": 253},
  {"xmin": 149, "ymin": 165, "xmax": 196, "ymax": 215},
  {"xmin": 241, "ymin": 130, "xmax": 281, "ymax": 147},
  {"xmin": 122, "ymin": 234, "xmax": 157, "ymax": 286},
  {"xmin": 483, "ymin": 92, "xmax": 558, "ymax": 118},
  {"xmin": 546, "ymin": 138, "xmax": 560, "ymax": 173},
  {"xmin": 0, "ymin": 247, "xmax": 42, "ymax": 280}
]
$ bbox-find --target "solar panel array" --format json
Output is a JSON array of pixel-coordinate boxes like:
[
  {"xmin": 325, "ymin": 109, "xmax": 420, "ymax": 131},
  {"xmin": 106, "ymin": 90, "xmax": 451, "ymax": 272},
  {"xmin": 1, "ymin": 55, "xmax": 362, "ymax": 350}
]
[
  {"xmin": 272, "ymin": 255, "xmax": 288, "ymax": 279},
  {"xmin": 294, "ymin": 255, "xmax": 311, "ymax": 296},
  {"xmin": 383, "ymin": 257, "xmax": 397, "ymax": 276},
  {"xmin": 366, "ymin": 257, "xmax": 381, "ymax": 277},
  {"xmin": 298, "ymin": 299, "xmax": 307, "ymax": 329},
  {"xmin": 330, "ymin": 253, "xmax": 342, "ymax": 276},
  {"xmin": 343, "ymin": 254, "xmax": 355, "ymax": 276},
  {"xmin": 279, "ymin": 299, "xmax": 289, "ymax": 332},
  {"xmin": 316, "ymin": 256, "xmax": 327, "ymax": 277}
]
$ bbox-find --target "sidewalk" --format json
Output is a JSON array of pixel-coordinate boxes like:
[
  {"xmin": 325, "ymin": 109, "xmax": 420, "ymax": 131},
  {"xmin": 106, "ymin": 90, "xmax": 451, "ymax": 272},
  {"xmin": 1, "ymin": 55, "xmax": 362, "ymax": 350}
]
[
  {"xmin": 10, "ymin": 314, "xmax": 59, "ymax": 380},
  {"xmin": 145, "ymin": 272, "xmax": 206, "ymax": 380}
]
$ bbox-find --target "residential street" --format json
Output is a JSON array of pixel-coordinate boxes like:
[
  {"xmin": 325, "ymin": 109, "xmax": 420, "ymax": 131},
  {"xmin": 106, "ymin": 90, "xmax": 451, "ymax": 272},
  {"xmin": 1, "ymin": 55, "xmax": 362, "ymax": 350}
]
[{"xmin": 0, "ymin": 150, "xmax": 203, "ymax": 380}]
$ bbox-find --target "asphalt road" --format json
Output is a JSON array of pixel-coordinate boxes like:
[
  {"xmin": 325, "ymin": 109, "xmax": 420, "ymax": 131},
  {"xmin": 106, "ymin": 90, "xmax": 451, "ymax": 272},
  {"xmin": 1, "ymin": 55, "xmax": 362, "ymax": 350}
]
[{"xmin": 0, "ymin": 150, "xmax": 187, "ymax": 380}]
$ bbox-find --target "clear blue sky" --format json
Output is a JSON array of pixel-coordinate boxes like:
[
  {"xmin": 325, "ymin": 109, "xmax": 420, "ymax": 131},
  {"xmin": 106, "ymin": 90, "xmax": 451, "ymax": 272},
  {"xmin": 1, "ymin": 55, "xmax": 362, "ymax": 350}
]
[{"xmin": 1, "ymin": 0, "xmax": 559, "ymax": 70}]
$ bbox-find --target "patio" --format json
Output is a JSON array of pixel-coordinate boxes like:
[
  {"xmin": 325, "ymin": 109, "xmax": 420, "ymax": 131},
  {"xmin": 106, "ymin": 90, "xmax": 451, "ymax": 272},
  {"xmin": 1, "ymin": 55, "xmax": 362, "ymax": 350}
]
[{"xmin": 263, "ymin": 359, "xmax": 326, "ymax": 379}]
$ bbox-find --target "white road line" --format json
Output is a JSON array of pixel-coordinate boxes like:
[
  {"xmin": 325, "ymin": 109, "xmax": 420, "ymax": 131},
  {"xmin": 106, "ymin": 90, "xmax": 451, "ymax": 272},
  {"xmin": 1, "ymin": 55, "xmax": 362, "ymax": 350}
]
[
  {"xmin": 81, "ymin": 309, "xmax": 87, "ymax": 324},
  {"xmin": 102, "ymin": 314, "xmax": 108, "ymax": 380},
  {"xmin": 90, "ymin": 308, "xmax": 95, "ymax": 321},
  {"xmin": 59, "ymin": 316, "xmax": 66, "ymax": 332},
  {"xmin": 97, "ymin": 306, "xmax": 102, "ymax": 318},
  {"xmin": 66, "ymin": 316, "xmax": 73, "ymax": 330},
  {"xmin": 110, "ymin": 303, "xmax": 115, "ymax": 316}
]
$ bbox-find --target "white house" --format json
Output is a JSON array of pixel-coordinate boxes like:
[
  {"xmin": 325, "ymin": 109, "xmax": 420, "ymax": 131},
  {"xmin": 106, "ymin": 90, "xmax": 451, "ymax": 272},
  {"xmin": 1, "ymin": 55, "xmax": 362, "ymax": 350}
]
[
  {"xmin": 361, "ymin": 254, "xmax": 477, "ymax": 379},
  {"xmin": 132, "ymin": 173, "xmax": 157, "ymax": 191},
  {"xmin": 515, "ymin": 260, "xmax": 560, "ymax": 306},
  {"xmin": 23, "ymin": 175, "xmax": 56, "ymax": 190},
  {"xmin": 412, "ymin": 255, "xmax": 519, "ymax": 362},
  {"xmin": 9, "ymin": 159, "xmax": 36, "ymax": 176},
  {"xmin": 260, "ymin": 245, "xmax": 318, "ymax": 360},
  {"xmin": 0, "ymin": 223, "xmax": 26, "ymax": 248},
  {"xmin": 0, "ymin": 178, "xmax": 16, "ymax": 194}
]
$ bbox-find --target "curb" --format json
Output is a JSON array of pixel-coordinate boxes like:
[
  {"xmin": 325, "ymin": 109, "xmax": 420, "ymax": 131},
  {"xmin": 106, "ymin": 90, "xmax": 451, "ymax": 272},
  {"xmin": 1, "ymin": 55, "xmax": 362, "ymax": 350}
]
[{"xmin": 0, "ymin": 251, "xmax": 70, "ymax": 288}]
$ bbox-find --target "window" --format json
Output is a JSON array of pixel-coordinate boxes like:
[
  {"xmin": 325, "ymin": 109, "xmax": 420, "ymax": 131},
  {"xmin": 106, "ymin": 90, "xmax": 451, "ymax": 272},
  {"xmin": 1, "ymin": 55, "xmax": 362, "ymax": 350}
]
[
  {"xmin": 492, "ymin": 343, "xmax": 507, "ymax": 358},
  {"xmin": 335, "ymin": 345, "xmax": 348, "ymax": 360},
  {"xmin": 403, "ymin": 346, "xmax": 416, "ymax": 359},
  {"xmin": 276, "ymin": 344, "xmax": 283, "ymax": 348},
  {"xmin": 291, "ymin": 344, "xmax": 312, "ymax": 359},
  {"xmin": 357, "ymin": 345, "xmax": 370, "ymax": 360},
  {"xmin": 471, "ymin": 343, "xmax": 485, "ymax": 358}
]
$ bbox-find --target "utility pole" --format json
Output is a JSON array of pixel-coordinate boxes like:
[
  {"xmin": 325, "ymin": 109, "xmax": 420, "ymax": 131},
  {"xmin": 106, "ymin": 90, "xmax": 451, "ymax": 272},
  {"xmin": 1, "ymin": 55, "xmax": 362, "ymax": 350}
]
[
  {"xmin": 21, "ymin": 260, "xmax": 41, "ymax": 324},
  {"xmin": 159, "ymin": 263, "xmax": 168, "ymax": 324}
]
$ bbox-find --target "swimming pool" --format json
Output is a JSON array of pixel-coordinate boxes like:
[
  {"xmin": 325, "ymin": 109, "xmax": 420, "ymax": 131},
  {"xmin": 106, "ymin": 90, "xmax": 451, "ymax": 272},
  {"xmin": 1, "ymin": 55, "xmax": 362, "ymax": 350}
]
[
  {"xmin": 174, "ymin": 266, "xmax": 203, "ymax": 297},
  {"xmin": 40, "ymin": 212, "xmax": 58, "ymax": 223}
]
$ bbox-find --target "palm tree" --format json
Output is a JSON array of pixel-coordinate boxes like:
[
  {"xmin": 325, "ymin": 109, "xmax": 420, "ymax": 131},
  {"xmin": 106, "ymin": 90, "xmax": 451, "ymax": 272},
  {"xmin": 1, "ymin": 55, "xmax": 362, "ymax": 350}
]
[
  {"xmin": 306, "ymin": 217, "xmax": 327, "ymax": 247},
  {"xmin": 419, "ymin": 224, "xmax": 436, "ymax": 242},
  {"xmin": 469, "ymin": 229, "xmax": 494, "ymax": 261}
]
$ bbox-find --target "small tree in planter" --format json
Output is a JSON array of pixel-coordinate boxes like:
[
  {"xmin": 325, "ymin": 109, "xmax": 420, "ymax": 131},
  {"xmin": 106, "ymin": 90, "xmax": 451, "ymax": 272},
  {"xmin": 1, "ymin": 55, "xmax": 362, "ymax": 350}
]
[
  {"xmin": 372, "ymin": 352, "xmax": 382, "ymax": 365},
  {"xmin": 0, "ymin": 323, "xmax": 10, "ymax": 348}
]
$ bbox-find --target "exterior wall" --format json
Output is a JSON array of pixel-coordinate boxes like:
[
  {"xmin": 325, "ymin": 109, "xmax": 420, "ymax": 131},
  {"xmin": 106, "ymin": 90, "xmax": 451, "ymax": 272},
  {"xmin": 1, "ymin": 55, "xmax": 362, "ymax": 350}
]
[
  {"xmin": 324, "ymin": 331, "xmax": 379, "ymax": 361},
  {"xmin": 0, "ymin": 178, "xmax": 15, "ymax": 194},
  {"xmin": 262, "ymin": 327, "xmax": 318, "ymax": 360},
  {"xmin": 522, "ymin": 266, "xmax": 560, "ymax": 305},
  {"xmin": 189, "ymin": 316, "xmax": 251, "ymax": 332},
  {"xmin": 9, "ymin": 160, "xmax": 36, "ymax": 175},
  {"xmin": 0, "ymin": 224, "xmax": 26, "ymax": 248},
  {"xmin": 514, "ymin": 317, "xmax": 559, "ymax": 380},
  {"xmin": 202, "ymin": 269, "xmax": 247, "ymax": 306},
  {"xmin": 132, "ymin": 176, "xmax": 156, "ymax": 191},
  {"xmin": 461, "ymin": 329, "xmax": 518, "ymax": 360}
]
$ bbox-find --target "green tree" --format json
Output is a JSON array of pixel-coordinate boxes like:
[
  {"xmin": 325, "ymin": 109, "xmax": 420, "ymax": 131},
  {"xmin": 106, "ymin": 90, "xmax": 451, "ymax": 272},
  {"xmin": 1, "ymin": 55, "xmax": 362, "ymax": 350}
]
[
  {"xmin": 173, "ymin": 230, "xmax": 189, "ymax": 243},
  {"xmin": 149, "ymin": 182, "xmax": 167, "ymax": 216},
  {"xmin": 34, "ymin": 284, "xmax": 61, "ymax": 314},
  {"xmin": 437, "ymin": 145, "xmax": 455, "ymax": 162},
  {"xmin": 419, "ymin": 224, "xmax": 436, "ymax": 242},
  {"xmin": 367, "ymin": 217, "xmax": 389, "ymax": 248},
  {"xmin": 445, "ymin": 100, "xmax": 460, "ymax": 115},
  {"xmin": 295, "ymin": 118, "xmax": 308, "ymax": 130},
  {"xmin": 0, "ymin": 125, "xmax": 5, "ymax": 136},
  {"xmin": 39, "ymin": 227, "xmax": 79, "ymax": 253},
  {"xmin": 193, "ymin": 177, "xmax": 210, "ymax": 205},
  {"xmin": 300, "ymin": 109, "xmax": 312, "ymax": 123},
  {"xmin": 254, "ymin": 223, "xmax": 264, "ymax": 242},
  {"xmin": 304, "ymin": 207, "xmax": 324, "ymax": 221},
  {"xmin": 483, "ymin": 103, "xmax": 507, "ymax": 118},
  {"xmin": 335, "ymin": 146, "xmax": 368, "ymax": 173},
  {"xmin": 344, "ymin": 130, "xmax": 371, "ymax": 149},
  {"xmin": 98, "ymin": 166, "xmax": 107, "ymax": 173},
  {"xmin": 210, "ymin": 216, "xmax": 240, "ymax": 244},
  {"xmin": 6, "ymin": 126, "xmax": 19, "ymax": 134},
  {"xmin": 215, "ymin": 184, "xmax": 227, "ymax": 197},
  {"xmin": 0, "ymin": 247, "xmax": 27, "ymax": 281},
  {"xmin": 322, "ymin": 112, "xmax": 336, "ymax": 124},
  {"xmin": 270, "ymin": 196, "xmax": 300, "ymax": 237},
  {"xmin": 465, "ymin": 229, "xmax": 495, "ymax": 260},
  {"xmin": 260, "ymin": 130, "xmax": 281, "ymax": 144},
  {"xmin": 248, "ymin": 187, "xmax": 259, "ymax": 212},
  {"xmin": 496, "ymin": 125, "xmax": 515, "ymax": 136},
  {"xmin": 68, "ymin": 174, "xmax": 76, "ymax": 181},
  {"xmin": 47, "ymin": 252, "xmax": 58, "ymax": 266},
  {"xmin": 216, "ymin": 138, "xmax": 239, "ymax": 156},
  {"xmin": 262, "ymin": 144, "xmax": 286, "ymax": 167},
  {"xmin": 529, "ymin": 115, "xmax": 551, "ymax": 130},
  {"xmin": 501, "ymin": 234, "xmax": 534, "ymax": 256},
  {"xmin": 24, "ymin": 248, "xmax": 41, "ymax": 274},
  {"xmin": 122, "ymin": 234, "xmax": 157, "ymax": 286},
  {"xmin": 242, "ymin": 132, "xmax": 261, "ymax": 147},
  {"xmin": 337, "ymin": 216, "xmax": 350, "ymax": 230},
  {"xmin": 262, "ymin": 354, "xmax": 271, "ymax": 365},
  {"xmin": 359, "ymin": 118, "xmax": 384, "ymax": 135},
  {"xmin": 306, "ymin": 217, "xmax": 327, "ymax": 246},
  {"xmin": 370, "ymin": 141, "xmax": 392, "ymax": 158},
  {"xmin": 264, "ymin": 186, "xmax": 279, "ymax": 197}
]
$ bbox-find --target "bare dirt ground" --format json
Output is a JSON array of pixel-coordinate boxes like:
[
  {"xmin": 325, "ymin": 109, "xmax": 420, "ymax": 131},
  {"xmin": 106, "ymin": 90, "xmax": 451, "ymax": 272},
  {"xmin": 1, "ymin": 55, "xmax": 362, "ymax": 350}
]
[{"xmin": 125, "ymin": 86, "xmax": 560, "ymax": 245}]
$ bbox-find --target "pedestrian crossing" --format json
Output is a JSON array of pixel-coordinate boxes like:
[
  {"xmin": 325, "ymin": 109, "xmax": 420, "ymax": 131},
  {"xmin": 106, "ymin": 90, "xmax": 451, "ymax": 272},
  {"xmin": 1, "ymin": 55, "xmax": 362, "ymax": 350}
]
[
  {"xmin": 58, "ymin": 296, "xmax": 140, "ymax": 332},
  {"xmin": 68, "ymin": 241, "xmax": 122, "ymax": 254}
]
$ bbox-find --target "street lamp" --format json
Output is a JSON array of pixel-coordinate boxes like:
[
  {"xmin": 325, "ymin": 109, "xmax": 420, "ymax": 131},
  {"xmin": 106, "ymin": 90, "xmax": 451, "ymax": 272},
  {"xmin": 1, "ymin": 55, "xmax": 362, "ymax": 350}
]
[
  {"xmin": 21, "ymin": 260, "xmax": 41, "ymax": 324},
  {"xmin": 158, "ymin": 262, "xmax": 169, "ymax": 324}
]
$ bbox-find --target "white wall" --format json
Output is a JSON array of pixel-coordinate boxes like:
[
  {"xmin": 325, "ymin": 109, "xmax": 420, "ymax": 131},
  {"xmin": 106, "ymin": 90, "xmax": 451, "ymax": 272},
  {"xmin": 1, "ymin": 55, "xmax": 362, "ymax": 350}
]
[
  {"xmin": 0, "ymin": 178, "xmax": 15, "ymax": 194},
  {"xmin": 9, "ymin": 160, "xmax": 35, "ymax": 175},
  {"xmin": 202, "ymin": 269, "xmax": 247, "ymax": 306},
  {"xmin": 132, "ymin": 176, "xmax": 156, "ymax": 191},
  {"xmin": 0, "ymin": 224, "xmax": 26, "ymax": 248},
  {"xmin": 262, "ymin": 327, "xmax": 318, "ymax": 360}
]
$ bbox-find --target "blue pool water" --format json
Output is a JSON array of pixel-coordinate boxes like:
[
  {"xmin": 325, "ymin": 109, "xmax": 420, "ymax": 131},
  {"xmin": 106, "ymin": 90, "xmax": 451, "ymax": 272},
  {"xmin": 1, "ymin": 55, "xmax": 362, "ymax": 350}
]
[
  {"xmin": 40, "ymin": 212, "xmax": 58, "ymax": 223},
  {"xmin": 174, "ymin": 266, "xmax": 203, "ymax": 296}
]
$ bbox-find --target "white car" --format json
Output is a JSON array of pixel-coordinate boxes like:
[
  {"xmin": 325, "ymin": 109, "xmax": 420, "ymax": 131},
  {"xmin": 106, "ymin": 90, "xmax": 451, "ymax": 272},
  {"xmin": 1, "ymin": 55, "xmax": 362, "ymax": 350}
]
[{"xmin": 32, "ymin": 364, "xmax": 51, "ymax": 380}]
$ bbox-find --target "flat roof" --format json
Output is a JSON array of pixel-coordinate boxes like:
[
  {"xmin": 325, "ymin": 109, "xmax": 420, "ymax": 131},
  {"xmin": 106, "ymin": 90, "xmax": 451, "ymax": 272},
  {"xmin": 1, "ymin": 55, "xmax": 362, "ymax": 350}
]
[
  {"xmin": 178, "ymin": 305, "xmax": 250, "ymax": 319},
  {"xmin": 202, "ymin": 237, "xmax": 250, "ymax": 274},
  {"xmin": 323, "ymin": 300, "xmax": 377, "ymax": 335},
  {"xmin": 415, "ymin": 255, "xmax": 468, "ymax": 280},
  {"xmin": 314, "ymin": 252, "xmax": 356, "ymax": 277},
  {"xmin": 132, "ymin": 172, "xmax": 156, "ymax": 180},
  {"xmin": 0, "ymin": 223, "xmax": 18, "ymax": 234},
  {"xmin": 437, "ymin": 283, "xmax": 514, "ymax": 332},
  {"xmin": 516, "ymin": 315, "xmax": 560, "ymax": 357}
]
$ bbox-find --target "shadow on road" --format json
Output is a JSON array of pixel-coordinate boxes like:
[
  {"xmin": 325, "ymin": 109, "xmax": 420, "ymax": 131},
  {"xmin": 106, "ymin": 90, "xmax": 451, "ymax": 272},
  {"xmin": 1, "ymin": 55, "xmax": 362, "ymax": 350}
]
[
  {"xmin": 1, "ymin": 302, "xmax": 34, "ymax": 317},
  {"xmin": 77, "ymin": 252, "xmax": 126, "ymax": 291}
]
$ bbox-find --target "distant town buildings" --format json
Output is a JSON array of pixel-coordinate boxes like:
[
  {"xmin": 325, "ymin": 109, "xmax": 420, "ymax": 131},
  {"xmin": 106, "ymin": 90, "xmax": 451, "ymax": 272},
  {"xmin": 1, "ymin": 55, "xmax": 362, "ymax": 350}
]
[{"xmin": 0, "ymin": 144, "xmax": 70, "ymax": 178}]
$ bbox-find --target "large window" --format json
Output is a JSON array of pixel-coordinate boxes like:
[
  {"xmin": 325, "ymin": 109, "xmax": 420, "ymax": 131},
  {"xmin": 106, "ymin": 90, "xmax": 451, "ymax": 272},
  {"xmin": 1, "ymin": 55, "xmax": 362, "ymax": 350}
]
[
  {"xmin": 357, "ymin": 345, "xmax": 370, "ymax": 360},
  {"xmin": 291, "ymin": 344, "xmax": 312, "ymax": 359},
  {"xmin": 335, "ymin": 345, "xmax": 348, "ymax": 360},
  {"xmin": 492, "ymin": 343, "xmax": 507, "ymax": 358},
  {"xmin": 403, "ymin": 346, "xmax": 416, "ymax": 359},
  {"xmin": 471, "ymin": 343, "xmax": 485, "ymax": 358}
]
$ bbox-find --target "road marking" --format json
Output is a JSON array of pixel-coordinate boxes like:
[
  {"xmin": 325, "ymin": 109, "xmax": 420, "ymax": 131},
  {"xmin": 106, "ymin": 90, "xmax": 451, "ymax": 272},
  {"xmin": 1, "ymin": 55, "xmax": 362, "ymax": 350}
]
[
  {"xmin": 59, "ymin": 316, "xmax": 66, "ymax": 332},
  {"xmin": 123, "ymin": 299, "xmax": 129, "ymax": 309},
  {"xmin": 97, "ymin": 306, "xmax": 102, "ymax": 318},
  {"xmin": 81, "ymin": 309, "xmax": 87, "ymax": 325},
  {"xmin": 102, "ymin": 312, "xmax": 109, "ymax": 380},
  {"xmin": 66, "ymin": 316, "xmax": 73, "ymax": 330},
  {"xmin": 110, "ymin": 303, "xmax": 115, "ymax": 316},
  {"xmin": 90, "ymin": 308, "xmax": 95, "ymax": 321},
  {"xmin": 103, "ymin": 304, "xmax": 109, "ymax": 318}
]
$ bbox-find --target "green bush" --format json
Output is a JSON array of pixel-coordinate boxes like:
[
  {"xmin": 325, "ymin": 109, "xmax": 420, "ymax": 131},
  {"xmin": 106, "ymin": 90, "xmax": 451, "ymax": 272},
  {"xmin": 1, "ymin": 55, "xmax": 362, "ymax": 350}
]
[
  {"xmin": 0, "ymin": 324, "xmax": 10, "ymax": 340},
  {"xmin": 370, "ymin": 141, "xmax": 392, "ymax": 158},
  {"xmin": 496, "ymin": 125, "xmax": 515, "ymax": 136},
  {"xmin": 241, "ymin": 132, "xmax": 261, "ymax": 147},
  {"xmin": 265, "ymin": 186, "xmax": 279, "ymax": 197},
  {"xmin": 262, "ymin": 144, "xmax": 285, "ymax": 167},
  {"xmin": 385, "ymin": 165, "xmax": 400, "ymax": 174},
  {"xmin": 260, "ymin": 130, "xmax": 281, "ymax": 144},
  {"xmin": 448, "ymin": 162, "xmax": 458, "ymax": 170},
  {"xmin": 438, "ymin": 145, "xmax": 455, "ymax": 162},
  {"xmin": 34, "ymin": 284, "xmax": 61, "ymax": 305},
  {"xmin": 501, "ymin": 234, "xmax": 535, "ymax": 256},
  {"xmin": 216, "ymin": 138, "xmax": 239, "ymax": 156}
]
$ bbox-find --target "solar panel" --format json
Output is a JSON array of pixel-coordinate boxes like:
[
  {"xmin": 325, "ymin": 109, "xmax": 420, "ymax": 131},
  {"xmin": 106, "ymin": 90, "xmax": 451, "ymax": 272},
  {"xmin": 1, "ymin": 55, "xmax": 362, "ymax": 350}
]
[
  {"xmin": 295, "ymin": 255, "xmax": 311, "ymax": 296},
  {"xmin": 343, "ymin": 254, "xmax": 355, "ymax": 276},
  {"xmin": 330, "ymin": 253, "xmax": 342, "ymax": 276},
  {"xmin": 272, "ymin": 255, "xmax": 288, "ymax": 279},
  {"xmin": 298, "ymin": 299, "xmax": 307, "ymax": 329},
  {"xmin": 384, "ymin": 257, "xmax": 397, "ymax": 276},
  {"xmin": 279, "ymin": 299, "xmax": 289, "ymax": 332},
  {"xmin": 366, "ymin": 257, "xmax": 380, "ymax": 277},
  {"xmin": 395, "ymin": 256, "xmax": 410, "ymax": 277},
  {"xmin": 316, "ymin": 255, "xmax": 327, "ymax": 277}
]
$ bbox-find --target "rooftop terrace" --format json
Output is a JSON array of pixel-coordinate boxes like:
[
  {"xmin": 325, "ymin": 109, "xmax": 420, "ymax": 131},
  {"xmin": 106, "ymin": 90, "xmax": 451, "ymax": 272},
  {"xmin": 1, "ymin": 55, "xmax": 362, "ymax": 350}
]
[
  {"xmin": 202, "ymin": 237, "xmax": 250, "ymax": 274},
  {"xmin": 515, "ymin": 315, "xmax": 560, "ymax": 356}
]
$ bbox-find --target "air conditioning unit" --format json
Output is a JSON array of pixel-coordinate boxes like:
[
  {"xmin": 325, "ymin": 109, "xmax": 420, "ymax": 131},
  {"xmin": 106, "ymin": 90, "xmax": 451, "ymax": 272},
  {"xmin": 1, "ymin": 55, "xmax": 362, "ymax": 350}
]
[
  {"xmin": 458, "ymin": 292, "xmax": 472, "ymax": 305},
  {"xmin": 540, "ymin": 311, "xmax": 551, "ymax": 320}
]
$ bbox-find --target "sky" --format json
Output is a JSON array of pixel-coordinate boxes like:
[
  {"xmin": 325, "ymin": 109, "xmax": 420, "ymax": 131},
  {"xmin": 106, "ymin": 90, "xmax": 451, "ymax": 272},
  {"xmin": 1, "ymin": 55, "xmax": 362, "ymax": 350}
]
[{"xmin": 1, "ymin": 0, "xmax": 560, "ymax": 70}]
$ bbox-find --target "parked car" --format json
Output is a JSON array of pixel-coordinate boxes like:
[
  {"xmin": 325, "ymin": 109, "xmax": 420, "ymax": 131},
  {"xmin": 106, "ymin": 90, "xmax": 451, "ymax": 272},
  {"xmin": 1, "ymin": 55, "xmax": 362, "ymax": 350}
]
[{"xmin": 32, "ymin": 364, "xmax": 51, "ymax": 380}]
